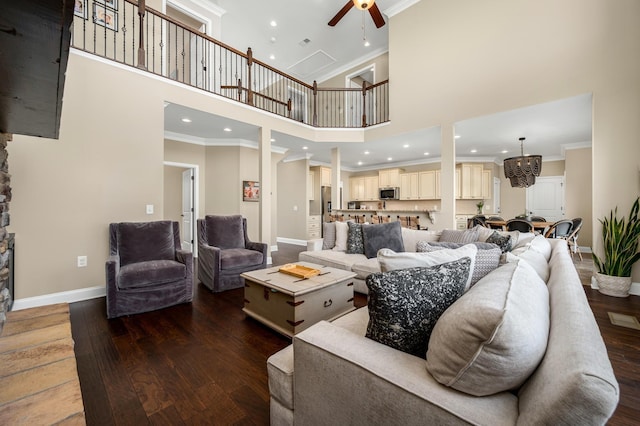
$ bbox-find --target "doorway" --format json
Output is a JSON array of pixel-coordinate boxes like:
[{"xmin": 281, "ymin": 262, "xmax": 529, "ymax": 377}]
[
  {"xmin": 164, "ymin": 161, "xmax": 199, "ymax": 257},
  {"xmin": 526, "ymin": 176, "xmax": 565, "ymax": 222},
  {"xmin": 345, "ymin": 64, "xmax": 375, "ymax": 127}
]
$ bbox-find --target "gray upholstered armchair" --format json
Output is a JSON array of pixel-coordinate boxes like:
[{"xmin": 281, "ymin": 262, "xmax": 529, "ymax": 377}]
[
  {"xmin": 106, "ymin": 221, "xmax": 193, "ymax": 319},
  {"xmin": 197, "ymin": 215, "xmax": 267, "ymax": 292}
]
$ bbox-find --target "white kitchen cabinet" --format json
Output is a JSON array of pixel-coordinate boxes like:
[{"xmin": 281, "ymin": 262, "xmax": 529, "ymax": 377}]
[
  {"xmin": 460, "ymin": 164, "xmax": 484, "ymax": 199},
  {"xmin": 308, "ymin": 215, "xmax": 321, "ymax": 239},
  {"xmin": 482, "ymin": 170, "xmax": 492, "ymax": 199},
  {"xmin": 320, "ymin": 167, "xmax": 331, "ymax": 187},
  {"xmin": 364, "ymin": 176, "xmax": 379, "ymax": 201},
  {"xmin": 399, "ymin": 173, "xmax": 419, "ymax": 200},
  {"xmin": 378, "ymin": 168, "xmax": 402, "ymax": 188},
  {"xmin": 418, "ymin": 171, "xmax": 438, "ymax": 199},
  {"xmin": 350, "ymin": 177, "xmax": 365, "ymax": 201}
]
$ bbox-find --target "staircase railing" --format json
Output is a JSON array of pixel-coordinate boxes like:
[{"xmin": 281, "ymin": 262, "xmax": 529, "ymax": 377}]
[{"xmin": 71, "ymin": 0, "xmax": 389, "ymax": 128}]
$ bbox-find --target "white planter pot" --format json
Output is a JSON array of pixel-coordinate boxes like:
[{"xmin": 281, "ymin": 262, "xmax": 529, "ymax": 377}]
[{"xmin": 595, "ymin": 272, "xmax": 632, "ymax": 298}]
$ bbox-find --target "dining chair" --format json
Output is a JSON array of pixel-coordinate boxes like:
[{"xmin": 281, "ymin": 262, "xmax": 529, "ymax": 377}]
[
  {"xmin": 530, "ymin": 215, "xmax": 547, "ymax": 222},
  {"xmin": 487, "ymin": 216, "xmax": 505, "ymax": 230},
  {"xmin": 544, "ymin": 219, "xmax": 574, "ymax": 239},
  {"xmin": 567, "ymin": 217, "xmax": 583, "ymax": 260},
  {"xmin": 505, "ymin": 219, "xmax": 534, "ymax": 233}
]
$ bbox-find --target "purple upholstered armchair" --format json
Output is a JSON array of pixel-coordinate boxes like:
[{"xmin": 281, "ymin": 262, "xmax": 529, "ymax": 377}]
[
  {"xmin": 106, "ymin": 221, "xmax": 193, "ymax": 319},
  {"xmin": 197, "ymin": 215, "xmax": 267, "ymax": 292}
]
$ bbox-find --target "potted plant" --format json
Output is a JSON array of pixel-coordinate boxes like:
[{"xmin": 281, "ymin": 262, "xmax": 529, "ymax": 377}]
[
  {"xmin": 593, "ymin": 196, "xmax": 640, "ymax": 297},
  {"xmin": 476, "ymin": 200, "xmax": 484, "ymax": 215}
]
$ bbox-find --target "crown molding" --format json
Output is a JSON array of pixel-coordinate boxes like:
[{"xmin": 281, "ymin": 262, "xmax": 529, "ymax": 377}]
[{"xmin": 164, "ymin": 131, "xmax": 288, "ymax": 154}]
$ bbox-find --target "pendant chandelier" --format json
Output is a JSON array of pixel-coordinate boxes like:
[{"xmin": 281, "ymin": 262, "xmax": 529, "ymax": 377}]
[{"xmin": 503, "ymin": 137, "xmax": 542, "ymax": 188}]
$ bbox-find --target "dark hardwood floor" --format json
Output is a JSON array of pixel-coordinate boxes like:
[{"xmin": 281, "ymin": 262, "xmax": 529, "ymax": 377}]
[{"xmin": 70, "ymin": 244, "xmax": 639, "ymax": 425}]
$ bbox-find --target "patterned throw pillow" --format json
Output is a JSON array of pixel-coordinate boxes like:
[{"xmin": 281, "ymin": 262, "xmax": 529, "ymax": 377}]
[
  {"xmin": 365, "ymin": 258, "xmax": 471, "ymax": 358},
  {"xmin": 416, "ymin": 241, "xmax": 502, "ymax": 287},
  {"xmin": 322, "ymin": 222, "xmax": 336, "ymax": 250},
  {"xmin": 439, "ymin": 229, "xmax": 479, "ymax": 244},
  {"xmin": 346, "ymin": 221, "xmax": 365, "ymax": 254},
  {"xmin": 486, "ymin": 231, "xmax": 513, "ymax": 253}
]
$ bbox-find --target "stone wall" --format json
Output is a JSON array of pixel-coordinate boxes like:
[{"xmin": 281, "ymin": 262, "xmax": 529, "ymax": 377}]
[{"xmin": 0, "ymin": 133, "xmax": 11, "ymax": 332}]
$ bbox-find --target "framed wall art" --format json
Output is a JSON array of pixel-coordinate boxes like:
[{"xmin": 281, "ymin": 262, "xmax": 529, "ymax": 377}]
[
  {"xmin": 93, "ymin": 3, "xmax": 118, "ymax": 31},
  {"xmin": 74, "ymin": 0, "xmax": 88, "ymax": 19},
  {"xmin": 95, "ymin": 0, "xmax": 118, "ymax": 10},
  {"xmin": 243, "ymin": 181, "xmax": 260, "ymax": 202}
]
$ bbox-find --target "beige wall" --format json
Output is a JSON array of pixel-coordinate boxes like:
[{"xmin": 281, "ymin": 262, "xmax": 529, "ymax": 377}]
[{"xmin": 565, "ymin": 148, "xmax": 593, "ymax": 248}]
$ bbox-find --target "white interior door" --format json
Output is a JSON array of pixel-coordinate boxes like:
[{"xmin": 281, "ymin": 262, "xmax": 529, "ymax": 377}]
[
  {"xmin": 526, "ymin": 176, "xmax": 565, "ymax": 222},
  {"xmin": 181, "ymin": 169, "xmax": 194, "ymax": 251}
]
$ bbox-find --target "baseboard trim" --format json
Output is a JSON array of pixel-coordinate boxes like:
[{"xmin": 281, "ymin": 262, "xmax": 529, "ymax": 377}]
[
  {"xmin": 590, "ymin": 277, "xmax": 640, "ymax": 296},
  {"xmin": 12, "ymin": 286, "xmax": 106, "ymax": 311},
  {"xmin": 276, "ymin": 237, "xmax": 308, "ymax": 246}
]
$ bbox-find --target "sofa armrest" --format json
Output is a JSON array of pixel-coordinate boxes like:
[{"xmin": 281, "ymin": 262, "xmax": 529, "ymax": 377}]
[
  {"xmin": 292, "ymin": 321, "xmax": 518, "ymax": 425},
  {"xmin": 306, "ymin": 238, "xmax": 324, "ymax": 251}
]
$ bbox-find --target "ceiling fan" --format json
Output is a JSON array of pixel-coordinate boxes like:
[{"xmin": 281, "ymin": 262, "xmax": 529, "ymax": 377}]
[{"xmin": 328, "ymin": 0, "xmax": 385, "ymax": 29}]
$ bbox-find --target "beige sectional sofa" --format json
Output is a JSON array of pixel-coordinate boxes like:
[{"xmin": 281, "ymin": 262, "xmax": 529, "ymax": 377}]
[
  {"xmin": 299, "ymin": 227, "xmax": 442, "ymax": 294},
  {"xmin": 268, "ymin": 237, "xmax": 620, "ymax": 425}
]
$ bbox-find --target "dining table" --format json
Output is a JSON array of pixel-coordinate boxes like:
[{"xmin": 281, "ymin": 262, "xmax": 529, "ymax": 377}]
[{"xmin": 485, "ymin": 220, "xmax": 555, "ymax": 233}]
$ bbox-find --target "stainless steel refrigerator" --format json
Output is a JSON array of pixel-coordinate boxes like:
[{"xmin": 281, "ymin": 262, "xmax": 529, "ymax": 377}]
[{"xmin": 321, "ymin": 186, "xmax": 332, "ymax": 224}]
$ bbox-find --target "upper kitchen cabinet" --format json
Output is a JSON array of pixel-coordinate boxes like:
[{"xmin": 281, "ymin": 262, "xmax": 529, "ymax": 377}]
[
  {"xmin": 378, "ymin": 168, "xmax": 403, "ymax": 188},
  {"xmin": 350, "ymin": 176, "xmax": 378, "ymax": 201},
  {"xmin": 418, "ymin": 170, "xmax": 439, "ymax": 199},
  {"xmin": 320, "ymin": 167, "xmax": 332, "ymax": 186},
  {"xmin": 457, "ymin": 164, "xmax": 492, "ymax": 200},
  {"xmin": 399, "ymin": 173, "xmax": 420, "ymax": 200}
]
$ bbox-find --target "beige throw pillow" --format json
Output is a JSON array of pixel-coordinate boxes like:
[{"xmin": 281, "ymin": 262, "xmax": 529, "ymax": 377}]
[
  {"xmin": 377, "ymin": 245, "xmax": 478, "ymax": 291},
  {"xmin": 332, "ymin": 221, "xmax": 349, "ymax": 252},
  {"xmin": 426, "ymin": 259, "xmax": 550, "ymax": 396}
]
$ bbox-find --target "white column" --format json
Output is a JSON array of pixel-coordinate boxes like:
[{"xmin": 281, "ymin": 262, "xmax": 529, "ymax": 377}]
[
  {"xmin": 440, "ymin": 124, "xmax": 456, "ymax": 229},
  {"xmin": 331, "ymin": 148, "xmax": 341, "ymax": 209},
  {"xmin": 259, "ymin": 127, "xmax": 271, "ymax": 258}
]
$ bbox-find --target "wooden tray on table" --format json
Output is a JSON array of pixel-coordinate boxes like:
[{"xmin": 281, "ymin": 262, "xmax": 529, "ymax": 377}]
[{"xmin": 279, "ymin": 264, "xmax": 321, "ymax": 279}]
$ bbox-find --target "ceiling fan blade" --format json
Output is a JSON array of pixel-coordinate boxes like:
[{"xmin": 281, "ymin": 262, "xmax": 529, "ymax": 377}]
[
  {"xmin": 328, "ymin": 1, "xmax": 355, "ymax": 26},
  {"xmin": 369, "ymin": 3, "xmax": 386, "ymax": 28}
]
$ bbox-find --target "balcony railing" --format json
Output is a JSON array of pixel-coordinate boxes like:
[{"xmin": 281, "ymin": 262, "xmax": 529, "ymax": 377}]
[{"xmin": 71, "ymin": 0, "xmax": 389, "ymax": 128}]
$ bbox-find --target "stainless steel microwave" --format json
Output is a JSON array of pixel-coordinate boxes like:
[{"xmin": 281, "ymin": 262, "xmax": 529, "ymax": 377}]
[{"xmin": 379, "ymin": 187, "xmax": 400, "ymax": 200}]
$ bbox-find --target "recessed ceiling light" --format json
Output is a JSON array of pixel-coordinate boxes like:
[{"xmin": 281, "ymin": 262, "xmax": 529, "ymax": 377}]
[
  {"xmin": 302, "ymin": 146, "xmax": 308, "ymax": 150},
  {"xmin": 270, "ymin": 20, "xmax": 277, "ymax": 27},
  {"xmin": 501, "ymin": 150, "xmax": 508, "ymax": 154},
  {"xmin": 387, "ymin": 157, "xmax": 393, "ymax": 161},
  {"xmin": 270, "ymin": 36, "xmax": 277, "ymax": 43},
  {"xmin": 181, "ymin": 118, "xmax": 192, "ymax": 123},
  {"xmin": 403, "ymin": 144, "xmax": 409, "ymax": 148},
  {"xmin": 270, "ymin": 138, "xmax": 276, "ymax": 142},
  {"xmin": 364, "ymin": 151, "xmax": 370, "ymax": 155},
  {"xmin": 357, "ymin": 161, "xmax": 363, "ymax": 166},
  {"xmin": 470, "ymin": 149, "xmax": 477, "ymax": 153},
  {"xmin": 364, "ymin": 39, "xmax": 370, "ymax": 47},
  {"xmin": 223, "ymin": 127, "xmax": 232, "ymax": 132},
  {"xmin": 424, "ymin": 152, "xmax": 430, "ymax": 156},
  {"xmin": 455, "ymin": 135, "xmax": 461, "ymax": 139},
  {"xmin": 269, "ymin": 54, "xmax": 275, "ymax": 60}
]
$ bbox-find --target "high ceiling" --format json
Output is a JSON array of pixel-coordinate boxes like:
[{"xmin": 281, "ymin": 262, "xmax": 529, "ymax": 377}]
[
  {"xmin": 210, "ymin": 0, "xmax": 407, "ymax": 83},
  {"xmin": 165, "ymin": 1, "xmax": 592, "ymax": 170}
]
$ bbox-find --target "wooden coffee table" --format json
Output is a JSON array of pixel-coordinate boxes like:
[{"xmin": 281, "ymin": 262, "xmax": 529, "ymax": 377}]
[{"xmin": 241, "ymin": 262, "xmax": 357, "ymax": 337}]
